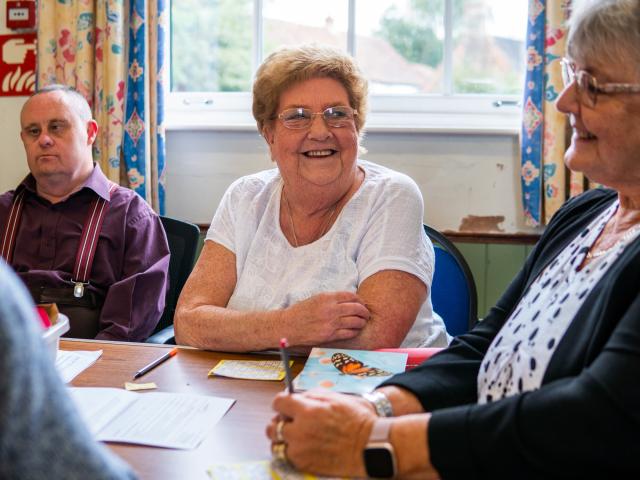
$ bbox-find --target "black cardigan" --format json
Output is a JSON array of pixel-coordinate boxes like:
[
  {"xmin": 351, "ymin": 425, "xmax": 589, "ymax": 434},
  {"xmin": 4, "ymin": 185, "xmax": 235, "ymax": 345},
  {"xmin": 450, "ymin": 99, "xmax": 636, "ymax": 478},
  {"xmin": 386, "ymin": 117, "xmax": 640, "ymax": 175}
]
[{"xmin": 382, "ymin": 188, "xmax": 640, "ymax": 479}]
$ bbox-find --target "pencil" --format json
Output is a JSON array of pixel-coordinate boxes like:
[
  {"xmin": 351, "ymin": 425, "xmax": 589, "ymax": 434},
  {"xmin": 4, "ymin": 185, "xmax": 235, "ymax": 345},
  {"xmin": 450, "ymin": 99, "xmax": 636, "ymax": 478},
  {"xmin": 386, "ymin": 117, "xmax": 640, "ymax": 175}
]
[
  {"xmin": 133, "ymin": 348, "xmax": 178, "ymax": 379},
  {"xmin": 279, "ymin": 338, "xmax": 294, "ymax": 394}
]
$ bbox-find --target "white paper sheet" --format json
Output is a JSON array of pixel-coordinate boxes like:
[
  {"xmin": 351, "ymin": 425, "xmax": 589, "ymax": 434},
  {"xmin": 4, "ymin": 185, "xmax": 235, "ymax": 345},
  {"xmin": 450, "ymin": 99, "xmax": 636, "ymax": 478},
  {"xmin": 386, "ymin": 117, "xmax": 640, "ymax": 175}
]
[
  {"xmin": 68, "ymin": 387, "xmax": 235, "ymax": 450},
  {"xmin": 56, "ymin": 350, "xmax": 103, "ymax": 383}
]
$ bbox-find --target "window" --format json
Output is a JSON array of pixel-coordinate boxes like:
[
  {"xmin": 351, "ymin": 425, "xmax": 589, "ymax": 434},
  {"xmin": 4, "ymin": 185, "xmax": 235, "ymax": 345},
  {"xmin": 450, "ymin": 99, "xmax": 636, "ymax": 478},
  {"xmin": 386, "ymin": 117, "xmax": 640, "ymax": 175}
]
[{"xmin": 169, "ymin": 0, "xmax": 527, "ymax": 133}]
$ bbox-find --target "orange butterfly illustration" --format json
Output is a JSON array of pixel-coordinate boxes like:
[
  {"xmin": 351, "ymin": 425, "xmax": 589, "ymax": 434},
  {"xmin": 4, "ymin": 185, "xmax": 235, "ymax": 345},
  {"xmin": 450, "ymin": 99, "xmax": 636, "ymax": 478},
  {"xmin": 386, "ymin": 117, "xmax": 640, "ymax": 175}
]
[{"xmin": 331, "ymin": 353, "xmax": 391, "ymax": 377}]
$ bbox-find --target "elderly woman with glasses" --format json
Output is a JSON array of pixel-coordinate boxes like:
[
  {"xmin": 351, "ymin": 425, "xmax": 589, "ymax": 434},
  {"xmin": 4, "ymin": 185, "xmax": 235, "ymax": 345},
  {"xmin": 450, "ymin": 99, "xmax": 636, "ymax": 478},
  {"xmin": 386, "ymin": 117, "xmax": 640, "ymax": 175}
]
[
  {"xmin": 174, "ymin": 45, "xmax": 449, "ymax": 352},
  {"xmin": 266, "ymin": 2, "xmax": 640, "ymax": 478}
]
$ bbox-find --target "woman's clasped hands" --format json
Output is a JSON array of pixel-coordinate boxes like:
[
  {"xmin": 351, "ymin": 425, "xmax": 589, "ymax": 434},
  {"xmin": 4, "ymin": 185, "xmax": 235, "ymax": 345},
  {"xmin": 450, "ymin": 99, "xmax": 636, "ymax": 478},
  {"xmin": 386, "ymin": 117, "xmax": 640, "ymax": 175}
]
[{"xmin": 282, "ymin": 291, "xmax": 370, "ymax": 346}]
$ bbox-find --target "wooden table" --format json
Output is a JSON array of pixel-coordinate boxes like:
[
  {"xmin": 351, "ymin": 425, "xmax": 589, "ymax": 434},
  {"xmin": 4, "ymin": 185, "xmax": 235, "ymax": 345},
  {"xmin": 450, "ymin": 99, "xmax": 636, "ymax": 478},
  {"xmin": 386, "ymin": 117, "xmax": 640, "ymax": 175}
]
[{"xmin": 62, "ymin": 339, "xmax": 304, "ymax": 480}]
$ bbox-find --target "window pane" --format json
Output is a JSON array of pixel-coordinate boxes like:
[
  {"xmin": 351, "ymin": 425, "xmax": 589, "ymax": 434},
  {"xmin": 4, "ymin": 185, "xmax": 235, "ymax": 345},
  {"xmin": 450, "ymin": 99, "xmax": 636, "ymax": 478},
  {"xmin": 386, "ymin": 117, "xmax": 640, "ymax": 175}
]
[
  {"xmin": 452, "ymin": 0, "xmax": 526, "ymax": 94},
  {"xmin": 263, "ymin": 0, "xmax": 348, "ymax": 58},
  {"xmin": 355, "ymin": 0, "xmax": 444, "ymax": 94},
  {"xmin": 171, "ymin": 0, "xmax": 253, "ymax": 92}
]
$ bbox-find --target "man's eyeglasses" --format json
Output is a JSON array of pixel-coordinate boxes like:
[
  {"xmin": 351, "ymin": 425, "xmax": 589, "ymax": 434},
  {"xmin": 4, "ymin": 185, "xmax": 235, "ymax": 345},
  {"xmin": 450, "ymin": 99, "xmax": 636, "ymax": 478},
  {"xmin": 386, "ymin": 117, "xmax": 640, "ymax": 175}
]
[
  {"xmin": 560, "ymin": 58, "xmax": 640, "ymax": 108},
  {"xmin": 277, "ymin": 106, "xmax": 357, "ymax": 129}
]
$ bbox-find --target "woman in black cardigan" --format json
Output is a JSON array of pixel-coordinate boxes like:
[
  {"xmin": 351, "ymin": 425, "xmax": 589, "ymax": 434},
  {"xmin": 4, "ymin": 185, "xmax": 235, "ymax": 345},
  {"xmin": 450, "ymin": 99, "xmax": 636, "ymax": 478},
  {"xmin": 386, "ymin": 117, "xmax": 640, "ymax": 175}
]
[{"xmin": 266, "ymin": 1, "xmax": 640, "ymax": 478}]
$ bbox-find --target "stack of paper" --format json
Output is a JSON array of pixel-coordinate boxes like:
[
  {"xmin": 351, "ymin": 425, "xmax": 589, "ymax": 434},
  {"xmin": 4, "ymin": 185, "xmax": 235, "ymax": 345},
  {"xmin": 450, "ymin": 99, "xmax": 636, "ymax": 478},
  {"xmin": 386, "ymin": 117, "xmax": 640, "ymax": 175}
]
[
  {"xmin": 69, "ymin": 387, "xmax": 235, "ymax": 450},
  {"xmin": 56, "ymin": 349, "xmax": 103, "ymax": 383}
]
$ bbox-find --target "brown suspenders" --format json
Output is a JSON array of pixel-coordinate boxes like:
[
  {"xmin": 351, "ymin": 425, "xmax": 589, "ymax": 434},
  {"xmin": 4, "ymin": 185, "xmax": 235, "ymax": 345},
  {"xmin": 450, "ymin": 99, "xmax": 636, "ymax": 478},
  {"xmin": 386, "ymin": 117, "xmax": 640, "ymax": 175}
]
[
  {"xmin": 0, "ymin": 183, "xmax": 117, "ymax": 298},
  {"xmin": 0, "ymin": 190, "xmax": 25, "ymax": 263}
]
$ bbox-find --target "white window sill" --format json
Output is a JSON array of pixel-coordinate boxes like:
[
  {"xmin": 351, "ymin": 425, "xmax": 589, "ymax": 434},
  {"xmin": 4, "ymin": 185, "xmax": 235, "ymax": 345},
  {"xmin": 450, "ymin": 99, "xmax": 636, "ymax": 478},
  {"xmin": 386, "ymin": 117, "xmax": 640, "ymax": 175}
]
[{"xmin": 165, "ymin": 92, "xmax": 522, "ymax": 136}]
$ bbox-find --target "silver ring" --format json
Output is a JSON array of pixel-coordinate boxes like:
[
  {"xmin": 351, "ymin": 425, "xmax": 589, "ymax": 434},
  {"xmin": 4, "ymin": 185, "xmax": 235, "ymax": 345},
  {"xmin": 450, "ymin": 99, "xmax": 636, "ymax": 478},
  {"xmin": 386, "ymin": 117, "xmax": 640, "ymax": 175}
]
[
  {"xmin": 272, "ymin": 442, "xmax": 288, "ymax": 463},
  {"xmin": 276, "ymin": 419, "xmax": 286, "ymax": 443}
]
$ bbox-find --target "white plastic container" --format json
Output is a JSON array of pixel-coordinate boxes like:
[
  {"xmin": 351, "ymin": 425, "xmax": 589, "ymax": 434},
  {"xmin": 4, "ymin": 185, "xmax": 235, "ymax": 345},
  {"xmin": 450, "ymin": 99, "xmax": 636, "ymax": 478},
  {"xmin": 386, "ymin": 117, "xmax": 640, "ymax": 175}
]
[{"xmin": 42, "ymin": 314, "xmax": 70, "ymax": 362}]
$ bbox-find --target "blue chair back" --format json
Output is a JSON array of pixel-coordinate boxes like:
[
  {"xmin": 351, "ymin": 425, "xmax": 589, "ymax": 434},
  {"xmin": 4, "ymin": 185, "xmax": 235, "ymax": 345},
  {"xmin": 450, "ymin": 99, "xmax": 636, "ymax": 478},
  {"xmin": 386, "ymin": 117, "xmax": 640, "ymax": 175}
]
[{"xmin": 424, "ymin": 225, "xmax": 478, "ymax": 337}]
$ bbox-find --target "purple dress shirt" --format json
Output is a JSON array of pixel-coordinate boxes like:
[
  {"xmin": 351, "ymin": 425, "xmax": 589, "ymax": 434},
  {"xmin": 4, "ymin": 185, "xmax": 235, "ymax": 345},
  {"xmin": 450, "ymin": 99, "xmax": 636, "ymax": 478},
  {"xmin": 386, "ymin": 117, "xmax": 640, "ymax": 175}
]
[{"xmin": 0, "ymin": 164, "xmax": 170, "ymax": 341}]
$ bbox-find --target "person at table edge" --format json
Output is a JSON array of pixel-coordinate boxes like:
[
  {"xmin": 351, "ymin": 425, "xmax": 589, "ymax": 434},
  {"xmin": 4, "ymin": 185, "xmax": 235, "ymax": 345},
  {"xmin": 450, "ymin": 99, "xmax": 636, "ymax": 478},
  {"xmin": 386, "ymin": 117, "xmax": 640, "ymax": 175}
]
[{"xmin": 0, "ymin": 259, "xmax": 137, "ymax": 479}]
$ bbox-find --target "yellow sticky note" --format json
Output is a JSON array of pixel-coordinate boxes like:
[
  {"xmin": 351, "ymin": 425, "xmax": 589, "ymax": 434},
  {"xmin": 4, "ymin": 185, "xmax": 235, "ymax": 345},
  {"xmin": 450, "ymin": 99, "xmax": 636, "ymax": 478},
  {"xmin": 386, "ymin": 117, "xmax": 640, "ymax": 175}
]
[
  {"xmin": 124, "ymin": 382, "xmax": 157, "ymax": 391},
  {"xmin": 208, "ymin": 360, "xmax": 292, "ymax": 381},
  {"xmin": 207, "ymin": 459, "xmax": 348, "ymax": 479}
]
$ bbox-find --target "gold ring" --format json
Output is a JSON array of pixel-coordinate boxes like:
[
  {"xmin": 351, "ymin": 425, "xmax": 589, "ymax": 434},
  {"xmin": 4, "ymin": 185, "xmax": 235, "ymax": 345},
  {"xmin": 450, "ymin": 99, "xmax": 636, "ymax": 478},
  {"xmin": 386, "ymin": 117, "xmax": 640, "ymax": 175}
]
[
  {"xmin": 272, "ymin": 442, "xmax": 288, "ymax": 463},
  {"xmin": 275, "ymin": 419, "xmax": 286, "ymax": 443}
]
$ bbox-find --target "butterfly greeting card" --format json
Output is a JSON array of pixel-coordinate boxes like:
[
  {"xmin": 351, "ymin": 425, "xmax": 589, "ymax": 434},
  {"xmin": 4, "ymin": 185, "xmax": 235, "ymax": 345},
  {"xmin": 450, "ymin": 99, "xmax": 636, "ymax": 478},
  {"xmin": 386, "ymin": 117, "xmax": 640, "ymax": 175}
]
[{"xmin": 293, "ymin": 348, "xmax": 407, "ymax": 395}]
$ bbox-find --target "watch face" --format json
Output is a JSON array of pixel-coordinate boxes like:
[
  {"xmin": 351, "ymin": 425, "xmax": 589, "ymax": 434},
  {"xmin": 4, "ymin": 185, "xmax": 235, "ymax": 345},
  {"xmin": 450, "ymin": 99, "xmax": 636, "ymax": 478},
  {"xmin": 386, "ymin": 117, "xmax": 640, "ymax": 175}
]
[{"xmin": 364, "ymin": 446, "xmax": 395, "ymax": 478}]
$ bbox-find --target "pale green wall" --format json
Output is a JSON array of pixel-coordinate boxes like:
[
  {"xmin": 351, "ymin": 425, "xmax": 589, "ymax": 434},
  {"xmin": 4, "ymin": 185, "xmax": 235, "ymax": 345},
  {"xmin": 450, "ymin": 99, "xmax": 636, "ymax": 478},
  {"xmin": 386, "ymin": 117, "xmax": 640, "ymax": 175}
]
[{"xmin": 455, "ymin": 242, "xmax": 535, "ymax": 318}]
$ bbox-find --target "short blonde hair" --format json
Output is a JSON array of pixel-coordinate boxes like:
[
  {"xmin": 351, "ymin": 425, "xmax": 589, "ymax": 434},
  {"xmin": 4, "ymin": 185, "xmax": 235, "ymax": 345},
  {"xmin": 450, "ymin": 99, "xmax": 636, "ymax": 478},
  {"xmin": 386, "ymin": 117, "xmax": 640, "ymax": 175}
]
[{"xmin": 252, "ymin": 44, "xmax": 368, "ymax": 135}]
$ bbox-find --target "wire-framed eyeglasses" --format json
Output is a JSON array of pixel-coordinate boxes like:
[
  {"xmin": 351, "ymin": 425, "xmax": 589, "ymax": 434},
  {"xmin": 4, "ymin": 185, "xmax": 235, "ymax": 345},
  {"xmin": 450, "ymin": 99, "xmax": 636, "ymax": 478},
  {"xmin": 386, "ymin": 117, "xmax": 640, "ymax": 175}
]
[
  {"xmin": 560, "ymin": 58, "xmax": 640, "ymax": 108},
  {"xmin": 276, "ymin": 106, "xmax": 357, "ymax": 129}
]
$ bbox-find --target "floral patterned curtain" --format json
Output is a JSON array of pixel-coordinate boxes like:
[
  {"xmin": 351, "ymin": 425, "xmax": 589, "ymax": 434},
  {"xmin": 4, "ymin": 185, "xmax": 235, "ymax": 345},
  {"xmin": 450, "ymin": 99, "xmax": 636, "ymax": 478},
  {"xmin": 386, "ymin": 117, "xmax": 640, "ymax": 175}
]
[
  {"xmin": 521, "ymin": 0, "xmax": 572, "ymax": 226},
  {"xmin": 37, "ymin": 1, "xmax": 125, "ymax": 183},
  {"xmin": 36, "ymin": 0, "xmax": 167, "ymax": 214}
]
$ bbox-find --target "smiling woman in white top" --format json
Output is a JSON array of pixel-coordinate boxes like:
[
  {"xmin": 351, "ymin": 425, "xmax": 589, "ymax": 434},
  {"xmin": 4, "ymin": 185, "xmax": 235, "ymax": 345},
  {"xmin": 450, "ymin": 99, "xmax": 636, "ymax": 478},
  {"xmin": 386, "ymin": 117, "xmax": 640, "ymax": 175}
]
[{"xmin": 174, "ymin": 44, "xmax": 449, "ymax": 352}]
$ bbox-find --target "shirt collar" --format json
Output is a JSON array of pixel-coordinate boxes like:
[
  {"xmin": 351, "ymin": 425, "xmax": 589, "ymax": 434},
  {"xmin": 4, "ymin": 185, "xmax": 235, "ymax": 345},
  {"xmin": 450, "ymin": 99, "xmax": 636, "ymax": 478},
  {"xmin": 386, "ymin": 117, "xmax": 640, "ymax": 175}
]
[
  {"xmin": 82, "ymin": 163, "xmax": 112, "ymax": 201},
  {"xmin": 17, "ymin": 163, "xmax": 113, "ymax": 202}
]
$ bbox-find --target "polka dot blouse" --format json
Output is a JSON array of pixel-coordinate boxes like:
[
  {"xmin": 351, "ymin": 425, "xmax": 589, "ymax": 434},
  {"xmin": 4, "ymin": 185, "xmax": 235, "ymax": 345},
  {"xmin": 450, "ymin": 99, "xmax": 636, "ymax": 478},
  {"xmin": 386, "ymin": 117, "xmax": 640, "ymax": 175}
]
[{"xmin": 477, "ymin": 200, "xmax": 640, "ymax": 404}]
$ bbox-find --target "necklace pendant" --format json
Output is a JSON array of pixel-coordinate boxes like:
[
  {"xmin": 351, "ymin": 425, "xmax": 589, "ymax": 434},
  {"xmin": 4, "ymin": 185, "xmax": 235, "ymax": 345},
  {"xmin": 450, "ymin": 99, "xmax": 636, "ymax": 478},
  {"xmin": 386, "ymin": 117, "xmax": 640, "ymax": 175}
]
[
  {"xmin": 282, "ymin": 185, "xmax": 340, "ymax": 248},
  {"xmin": 586, "ymin": 223, "xmax": 640, "ymax": 260}
]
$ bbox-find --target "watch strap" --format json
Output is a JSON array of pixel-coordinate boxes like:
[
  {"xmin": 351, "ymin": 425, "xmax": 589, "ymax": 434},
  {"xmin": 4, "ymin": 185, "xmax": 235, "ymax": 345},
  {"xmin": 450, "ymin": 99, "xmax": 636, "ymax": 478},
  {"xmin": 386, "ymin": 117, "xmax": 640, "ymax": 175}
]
[{"xmin": 368, "ymin": 417, "xmax": 393, "ymax": 442}]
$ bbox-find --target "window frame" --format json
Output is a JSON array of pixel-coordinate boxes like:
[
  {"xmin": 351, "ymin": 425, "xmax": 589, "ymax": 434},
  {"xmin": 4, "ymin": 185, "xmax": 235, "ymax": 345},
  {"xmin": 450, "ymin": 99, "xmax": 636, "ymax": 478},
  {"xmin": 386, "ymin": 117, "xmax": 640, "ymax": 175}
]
[{"xmin": 166, "ymin": 0, "xmax": 523, "ymax": 135}]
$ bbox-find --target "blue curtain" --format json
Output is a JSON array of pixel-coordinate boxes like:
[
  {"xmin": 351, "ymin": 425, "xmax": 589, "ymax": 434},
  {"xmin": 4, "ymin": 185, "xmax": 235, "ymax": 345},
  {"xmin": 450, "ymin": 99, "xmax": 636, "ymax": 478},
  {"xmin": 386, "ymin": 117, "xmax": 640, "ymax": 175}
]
[
  {"xmin": 520, "ymin": 0, "xmax": 546, "ymax": 227},
  {"xmin": 123, "ymin": 0, "xmax": 167, "ymax": 214},
  {"xmin": 520, "ymin": 0, "xmax": 572, "ymax": 227}
]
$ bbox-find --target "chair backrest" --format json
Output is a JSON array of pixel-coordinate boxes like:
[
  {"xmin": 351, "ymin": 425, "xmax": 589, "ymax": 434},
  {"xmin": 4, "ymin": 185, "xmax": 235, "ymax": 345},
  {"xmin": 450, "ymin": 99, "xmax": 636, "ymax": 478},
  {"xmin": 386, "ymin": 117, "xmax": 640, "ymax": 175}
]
[
  {"xmin": 153, "ymin": 216, "xmax": 200, "ymax": 334},
  {"xmin": 424, "ymin": 224, "xmax": 478, "ymax": 337}
]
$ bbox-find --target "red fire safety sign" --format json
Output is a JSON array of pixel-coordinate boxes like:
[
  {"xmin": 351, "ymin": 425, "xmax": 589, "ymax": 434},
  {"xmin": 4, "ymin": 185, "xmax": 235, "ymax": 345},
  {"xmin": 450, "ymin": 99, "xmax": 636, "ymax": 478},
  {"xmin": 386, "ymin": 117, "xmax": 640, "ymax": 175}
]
[{"xmin": 0, "ymin": 33, "xmax": 36, "ymax": 96}]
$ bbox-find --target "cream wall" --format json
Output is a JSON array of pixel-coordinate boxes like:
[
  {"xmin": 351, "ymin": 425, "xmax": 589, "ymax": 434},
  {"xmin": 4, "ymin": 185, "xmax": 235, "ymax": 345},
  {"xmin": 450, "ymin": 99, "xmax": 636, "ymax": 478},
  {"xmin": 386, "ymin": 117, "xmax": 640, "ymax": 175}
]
[
  {"xmin": 164, "ymin": 129, "xmax": 536, "ymax": 235},
  {"xmin": 0, "ymin": 98, "xmax": 28, "ymax": 192}
]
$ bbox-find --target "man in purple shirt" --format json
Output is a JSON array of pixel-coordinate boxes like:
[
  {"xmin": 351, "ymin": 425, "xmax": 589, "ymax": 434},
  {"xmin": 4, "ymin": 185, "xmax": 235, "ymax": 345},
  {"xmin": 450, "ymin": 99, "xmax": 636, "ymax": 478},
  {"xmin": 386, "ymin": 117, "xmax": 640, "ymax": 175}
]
[{"xmin": 0, "ymin": 85, "xmax": 169, "ymax": 341}]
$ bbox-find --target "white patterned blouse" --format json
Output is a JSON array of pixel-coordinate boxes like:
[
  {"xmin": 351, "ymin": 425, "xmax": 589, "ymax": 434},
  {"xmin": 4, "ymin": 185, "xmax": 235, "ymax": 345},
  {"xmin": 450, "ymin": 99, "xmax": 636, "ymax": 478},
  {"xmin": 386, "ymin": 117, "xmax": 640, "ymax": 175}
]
[{"xmin": 477, "ymin": 199, "xmax": 640, "ymax": 403}]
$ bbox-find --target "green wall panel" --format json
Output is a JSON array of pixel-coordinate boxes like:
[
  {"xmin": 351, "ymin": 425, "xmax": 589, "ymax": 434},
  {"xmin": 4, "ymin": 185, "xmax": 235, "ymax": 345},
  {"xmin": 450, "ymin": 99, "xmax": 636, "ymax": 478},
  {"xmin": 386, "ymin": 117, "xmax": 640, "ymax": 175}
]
[
  {"xmin": 454, "ymin": 242, "xmax": 530, "ymax": 319},
  {"xmin": 455, "ymin": 243, "xmax": 487, "ymax": 316}
]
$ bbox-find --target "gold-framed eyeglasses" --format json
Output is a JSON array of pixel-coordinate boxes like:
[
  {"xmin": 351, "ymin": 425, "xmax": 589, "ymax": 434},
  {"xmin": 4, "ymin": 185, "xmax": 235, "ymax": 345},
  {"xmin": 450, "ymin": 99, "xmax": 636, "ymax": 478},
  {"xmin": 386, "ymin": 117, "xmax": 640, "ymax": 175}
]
[
  {"xmin": 560, "ymin": 58, "xmax": 640, "ymax": 108},
  {"xmin": 277, "ymin": 106, "xmax": 357, "ymax": 129}
]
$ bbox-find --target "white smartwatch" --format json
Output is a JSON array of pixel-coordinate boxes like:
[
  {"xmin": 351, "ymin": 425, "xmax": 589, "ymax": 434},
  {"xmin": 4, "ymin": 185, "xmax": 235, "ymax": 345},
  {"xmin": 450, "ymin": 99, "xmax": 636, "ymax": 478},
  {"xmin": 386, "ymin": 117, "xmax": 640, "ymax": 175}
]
[{"xmin": 363, "ymin": 418, "xmax": 397, "ymax": 478}]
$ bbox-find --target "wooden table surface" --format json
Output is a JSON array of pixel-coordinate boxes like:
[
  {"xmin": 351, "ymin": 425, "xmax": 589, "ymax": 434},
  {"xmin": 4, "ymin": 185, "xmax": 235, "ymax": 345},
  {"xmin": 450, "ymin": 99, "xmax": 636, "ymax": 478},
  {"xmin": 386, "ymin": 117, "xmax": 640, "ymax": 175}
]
[{"xmin": 62, "ymin": 339, "xmax": 304, "ymax": 480}]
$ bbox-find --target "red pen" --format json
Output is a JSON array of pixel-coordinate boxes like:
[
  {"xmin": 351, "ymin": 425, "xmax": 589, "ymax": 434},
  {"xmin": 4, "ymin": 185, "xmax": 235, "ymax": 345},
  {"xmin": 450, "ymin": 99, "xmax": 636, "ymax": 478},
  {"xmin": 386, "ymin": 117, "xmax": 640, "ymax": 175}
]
[
  {"xmin": 36, "ymin": 306, "xmax": 51, "ymax": 328},
  {"xmin": 279, "ymin": 338, "xmax": 295, "ymax": 394},
  {"xmin": 133, "ymin": 348, "xmax": 178, "ymax": 379}
]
